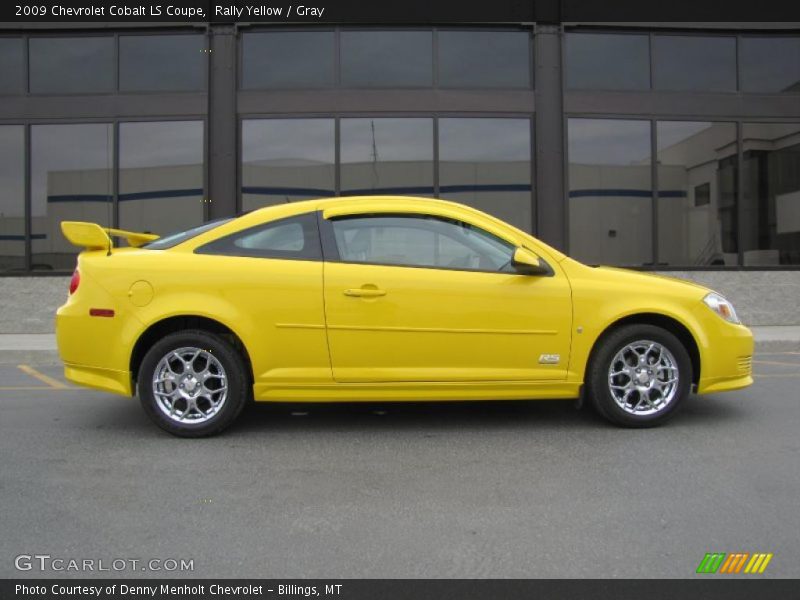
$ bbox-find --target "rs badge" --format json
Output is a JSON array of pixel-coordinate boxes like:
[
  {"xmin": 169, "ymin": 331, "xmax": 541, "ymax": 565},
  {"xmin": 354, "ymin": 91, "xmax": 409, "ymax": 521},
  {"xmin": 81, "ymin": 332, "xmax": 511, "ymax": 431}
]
[{"xmin": 539, "ymin": 354, "xmax": 560, "ymax": 365}]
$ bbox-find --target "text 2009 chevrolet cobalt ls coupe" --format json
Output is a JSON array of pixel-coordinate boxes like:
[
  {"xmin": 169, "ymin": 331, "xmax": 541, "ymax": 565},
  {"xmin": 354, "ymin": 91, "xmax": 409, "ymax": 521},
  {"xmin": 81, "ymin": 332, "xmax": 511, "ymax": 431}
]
[{"xmin": 56, "ymin": 196, "xmax": 753, "ymax": 437}]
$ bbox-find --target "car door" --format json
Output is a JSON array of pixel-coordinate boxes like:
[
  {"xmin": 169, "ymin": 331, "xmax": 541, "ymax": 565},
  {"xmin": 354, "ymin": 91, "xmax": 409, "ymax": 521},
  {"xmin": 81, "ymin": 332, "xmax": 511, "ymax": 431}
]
[{"xmin": 321, "ymin": 212, "xmax": 572, "ymax": 383}]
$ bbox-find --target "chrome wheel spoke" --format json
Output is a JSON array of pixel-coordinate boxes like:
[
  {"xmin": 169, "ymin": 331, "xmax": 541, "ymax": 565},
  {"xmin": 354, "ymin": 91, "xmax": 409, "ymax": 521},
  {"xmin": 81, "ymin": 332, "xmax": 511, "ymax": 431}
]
[
  {"xmin": 630, "ymin": 393, "xmax": 646, "ymax": 412},
  {"xmin": 184, "ymin": 398, "xmax": 198, "ymax": 416},
  {"xmin": 607, "ymin": 340, "xmax": 679, "ymax": 416},
  {"xmin": 646, "ymin": 343, "xmax": 662, "ymax": 365},
  {"xmin": 164, "ymin": 361, "xmax": 181, "ymax": 377},
  {"xmin": 153, "ymin": 346, "xmax": 228, "ymax": 425},
  {"xmin": 202, "ymin": 380, "xmax": 227, "ymax": 395}
]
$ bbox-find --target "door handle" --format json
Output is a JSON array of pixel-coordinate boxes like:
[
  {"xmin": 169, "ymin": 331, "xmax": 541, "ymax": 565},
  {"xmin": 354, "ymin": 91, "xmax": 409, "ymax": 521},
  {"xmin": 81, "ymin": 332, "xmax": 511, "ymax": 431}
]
[{"xmin": 343, "ymin": 287, "xmax": 387, "ymax": 298}]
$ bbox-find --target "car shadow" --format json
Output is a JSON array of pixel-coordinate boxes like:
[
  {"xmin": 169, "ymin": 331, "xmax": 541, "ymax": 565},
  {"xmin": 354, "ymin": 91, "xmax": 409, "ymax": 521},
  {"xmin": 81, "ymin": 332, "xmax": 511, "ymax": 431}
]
[
  {"xmin": 678, "ymin": 392, "xmax": 753, "ymax": 424},
  {"xmin": 228, "ymin": 392, "xmax": 750, "ymax": 436},
  {"xmin": 231, "ymin": 398, "xmax": 594, "ymax": 435},
  {"xmin": 75, "ymin": 391, "xmax": 752, "ymax": 438}
]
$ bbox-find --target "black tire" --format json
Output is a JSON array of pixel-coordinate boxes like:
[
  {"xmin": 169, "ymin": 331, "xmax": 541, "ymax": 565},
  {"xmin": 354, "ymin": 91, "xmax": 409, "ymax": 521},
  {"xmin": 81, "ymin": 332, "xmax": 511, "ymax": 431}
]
[
  {"xmin": 137, "ymin": 329, "xmax": 249, "ymax": 437},
  {"xmin": 586, "ymin": 324, "xmax": 692, "ymax": 428}
]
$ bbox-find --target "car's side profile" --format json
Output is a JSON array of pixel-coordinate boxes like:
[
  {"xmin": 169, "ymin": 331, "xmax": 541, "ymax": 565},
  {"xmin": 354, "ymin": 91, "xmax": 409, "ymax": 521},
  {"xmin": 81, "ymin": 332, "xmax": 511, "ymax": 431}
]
[{"xmin": 56, "ymin": 196, "xmax": 753, "ymax": 437}]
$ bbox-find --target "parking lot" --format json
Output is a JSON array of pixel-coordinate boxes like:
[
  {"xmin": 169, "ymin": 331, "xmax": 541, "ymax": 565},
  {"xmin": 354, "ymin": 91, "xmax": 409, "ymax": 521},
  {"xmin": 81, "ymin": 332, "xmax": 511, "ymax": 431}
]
[{"xmin": 1, "ymin": 354, "xmax": 799, "ymax": 578}]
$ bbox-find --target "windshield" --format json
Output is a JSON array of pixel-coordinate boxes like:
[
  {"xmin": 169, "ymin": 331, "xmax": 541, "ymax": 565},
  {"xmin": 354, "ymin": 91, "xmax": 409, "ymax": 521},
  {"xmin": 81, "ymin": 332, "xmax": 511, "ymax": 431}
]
[{"xmin": 143, "ymin": 218, "xmax": 234, "ymax": 250}]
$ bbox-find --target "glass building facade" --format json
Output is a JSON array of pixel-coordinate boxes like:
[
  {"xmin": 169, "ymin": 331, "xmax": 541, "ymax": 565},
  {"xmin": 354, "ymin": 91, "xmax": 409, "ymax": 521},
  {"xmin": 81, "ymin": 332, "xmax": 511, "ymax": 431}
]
[{"xmin": 0, "ymin": 24, "xmax": 798, "ymax": 272}]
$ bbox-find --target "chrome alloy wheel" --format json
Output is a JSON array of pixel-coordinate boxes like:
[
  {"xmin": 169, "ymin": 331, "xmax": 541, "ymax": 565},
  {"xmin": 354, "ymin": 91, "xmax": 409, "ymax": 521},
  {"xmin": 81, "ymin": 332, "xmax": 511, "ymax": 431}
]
[
  {"xmin": 607, "ymin": 340, "xmax": 679, "ymax": 416},
  {"xmin": 152, "ymin": 347, "xmax": 228, "ymax": 424}
]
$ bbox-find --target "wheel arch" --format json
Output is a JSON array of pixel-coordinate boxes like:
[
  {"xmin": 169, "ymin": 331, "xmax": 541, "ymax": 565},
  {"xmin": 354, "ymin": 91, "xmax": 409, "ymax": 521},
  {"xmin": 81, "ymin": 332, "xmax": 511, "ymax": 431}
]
[
  {"xmin": 129, "ymin": 315, "xmax": 254, "ymax": 392},
  {"xmin": 586, "ymin": 313, "xmax": 701, "ymax": 387}
]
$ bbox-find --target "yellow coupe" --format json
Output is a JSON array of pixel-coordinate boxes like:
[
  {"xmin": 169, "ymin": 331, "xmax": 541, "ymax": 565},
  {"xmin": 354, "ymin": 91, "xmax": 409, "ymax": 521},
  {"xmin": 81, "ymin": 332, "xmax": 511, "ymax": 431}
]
[{"xmin": 56, "ymin": 196, "xmax": 753, "ymax": 436}]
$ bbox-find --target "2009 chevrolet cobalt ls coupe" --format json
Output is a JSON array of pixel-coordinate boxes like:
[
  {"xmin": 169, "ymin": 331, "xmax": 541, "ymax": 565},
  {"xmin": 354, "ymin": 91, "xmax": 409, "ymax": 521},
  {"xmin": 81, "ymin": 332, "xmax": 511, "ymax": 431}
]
[{"xmin": 56, "ymin": 196, "xmax": 753, "ymax": 437}]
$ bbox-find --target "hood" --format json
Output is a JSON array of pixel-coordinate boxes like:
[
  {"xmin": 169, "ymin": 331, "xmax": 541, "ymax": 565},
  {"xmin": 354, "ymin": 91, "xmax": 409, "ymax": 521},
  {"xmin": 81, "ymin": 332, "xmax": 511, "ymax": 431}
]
[{"xmin": 590, "ymin": 265, "xmax": 712, "ymax": 297}]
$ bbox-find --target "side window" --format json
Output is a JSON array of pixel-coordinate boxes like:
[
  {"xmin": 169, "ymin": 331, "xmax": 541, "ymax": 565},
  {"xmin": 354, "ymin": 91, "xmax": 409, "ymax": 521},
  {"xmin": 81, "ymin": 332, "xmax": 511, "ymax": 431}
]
[
  {"xmin": 196, "ymin": 212, "xmax": 321, "ymax": 260},
  {"xmin": 330, "ymin": 214, "xmax": 515, "ymax": 272}
]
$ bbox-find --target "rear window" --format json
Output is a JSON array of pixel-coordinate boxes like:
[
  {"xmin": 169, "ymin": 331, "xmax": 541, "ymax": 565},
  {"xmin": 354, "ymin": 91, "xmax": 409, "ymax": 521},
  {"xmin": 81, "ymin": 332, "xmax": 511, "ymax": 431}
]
[
  {"xmin": 195, "ymin": 213, "xmax": 322, "ymax": 260},
  {"xmin": 143, "ymin": 218, "xmax": 234, "ymax": 250}
]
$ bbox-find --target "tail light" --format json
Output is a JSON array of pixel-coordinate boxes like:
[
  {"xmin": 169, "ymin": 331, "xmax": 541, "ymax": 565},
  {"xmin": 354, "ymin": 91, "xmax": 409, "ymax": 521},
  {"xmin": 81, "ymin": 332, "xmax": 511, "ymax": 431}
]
[{"xmin": 69, "ymin": 269, "xmax": 80, "ymax": 295}]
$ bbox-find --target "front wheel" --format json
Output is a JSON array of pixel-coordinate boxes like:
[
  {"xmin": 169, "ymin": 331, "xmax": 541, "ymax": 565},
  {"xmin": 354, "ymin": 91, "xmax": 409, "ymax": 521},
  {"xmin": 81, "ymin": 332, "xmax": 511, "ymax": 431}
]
[
  {"xmin": 586, "ymin": 324, "xmax": 692, "ymax": 428},
  {"xmin": 137, "ymin": 330, "xmax": 249, "ymax": 437}
]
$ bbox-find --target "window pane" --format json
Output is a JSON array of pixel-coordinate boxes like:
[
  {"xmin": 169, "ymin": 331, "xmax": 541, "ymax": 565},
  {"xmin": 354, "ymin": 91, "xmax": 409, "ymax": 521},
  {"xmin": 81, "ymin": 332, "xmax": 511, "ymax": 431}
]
[
  {"xmin": 239, "ymin": 222, "xmax": 304, "ymax": 251},
  {"xmin": 565, "ymin": 33, "xmax": 650, "ymax": 90},
  {"xmin": 657, "ymin": 122, "xmax": 738, "ymax": 267},
  {"xmin": 740, "ymin": 37, "xmax": 800, "ymax": 93},
  {"xmin": 145, "ymin": 218, "xmax": 233, "ymax": 250},
  {"xmin": 439, "ymin": 118, "xmax": 532, "ymax": 232},
  {"xmin": 197, "ymin": 213, "xmax": 322, "ymax": 260},
  {"xmin": 341, "ymin": 31, "xmax": 432, "ymax": 87},
  {"xmin": 332, "ymin": 215, "xmax": 514, "ymax": 271},
  {"xmin": 653, "ymin": 35, "xmax": 736, "ymax": 92},
  {"xmin": 241, "ymin": 31, "xmax": 334, "ymax": 89},
  {"xmin": 742, "ymin": 123, "xmax": 800, "ymax": 266},
  {"xmin": 29, "ymin": 37, "xmax": 114, "ymax": 94},
  {"xmin": 340, "ymin": 118, "xmax": 433, "ymax": 195},
  {"xmin": 0, "ymin": 126, "xmax": 25, "ymax": 271},
  {"xmin": 242, "ymin": 119, "xmax": 335, "ymax": 211},
  {"xmin": 334, "ymin": 217, "xmax": 437, "ymax": 266},
  {"xmin": 119, "ymin": 121, "xmax": 204, "ymax": 236},
  {"xmin": 0, "ymin": 38, "xmax": 24, "ymax": 94},
  {"xmin": 31, "ymin": 124, "xmax": 113, "ymax": 270},
  {"xmin": 568, "ymin": 119, "xmax": 652, "ymax": 266},
  {"xmin": 438, "ymin": 31, "xmax": 531, "ymax": 88},
  {"xmin": 120, "ymin": 34, "xmax": 206, "ymax": 92}
]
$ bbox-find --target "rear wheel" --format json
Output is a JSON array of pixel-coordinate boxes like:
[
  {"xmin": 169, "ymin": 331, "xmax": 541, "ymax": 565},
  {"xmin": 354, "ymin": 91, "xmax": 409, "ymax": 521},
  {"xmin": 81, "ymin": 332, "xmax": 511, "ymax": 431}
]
[
  {"xmin": 586, "ymin": 324, "xmax": 692, "ymax": 428},
  {"xmin": 137, "ymin": 330, "xmax": 249, "ymax": 437}
]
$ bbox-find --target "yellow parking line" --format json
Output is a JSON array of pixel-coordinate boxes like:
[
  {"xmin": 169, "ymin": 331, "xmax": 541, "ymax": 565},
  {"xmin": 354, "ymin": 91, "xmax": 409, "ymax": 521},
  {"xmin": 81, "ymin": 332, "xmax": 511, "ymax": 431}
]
[
  {"xmin": 752, "ymin": 359, "xmax": 800, "ymax": 367},
  {"xmin": 753, "ymin": 373, "xmax": 800, "ymax": 378},
  {"xmin": 16, "ymin": 364, "xmax": 69, "ymax": 389},
  {"xmin": 0, "ymin": 386, "xmax": 70, "ymax": 391}
]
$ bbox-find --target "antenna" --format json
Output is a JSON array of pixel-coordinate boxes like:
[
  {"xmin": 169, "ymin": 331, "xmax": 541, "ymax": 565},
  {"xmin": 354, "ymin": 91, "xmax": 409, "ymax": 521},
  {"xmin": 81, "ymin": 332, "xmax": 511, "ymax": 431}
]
[
  {"xmin": 370, "ymin": 120, "xmax": 379, "ymax": 188},
  {"xmin": 107, "ymin": 124, "xmax": 113, "ymax": 256}
]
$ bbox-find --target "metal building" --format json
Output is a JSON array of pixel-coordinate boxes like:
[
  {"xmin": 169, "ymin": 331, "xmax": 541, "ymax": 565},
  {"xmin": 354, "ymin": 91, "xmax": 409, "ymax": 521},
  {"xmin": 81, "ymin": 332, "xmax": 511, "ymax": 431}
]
[{"xmin": 1, "ymin": 20, "xmax": 798, "ymax": 324}]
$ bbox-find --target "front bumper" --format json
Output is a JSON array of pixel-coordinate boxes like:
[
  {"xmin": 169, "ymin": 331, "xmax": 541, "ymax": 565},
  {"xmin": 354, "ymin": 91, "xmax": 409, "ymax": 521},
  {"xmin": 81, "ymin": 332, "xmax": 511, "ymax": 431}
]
[{"xmin": 696, "ymin": 320, "xmax": 754, "ymax": 395}]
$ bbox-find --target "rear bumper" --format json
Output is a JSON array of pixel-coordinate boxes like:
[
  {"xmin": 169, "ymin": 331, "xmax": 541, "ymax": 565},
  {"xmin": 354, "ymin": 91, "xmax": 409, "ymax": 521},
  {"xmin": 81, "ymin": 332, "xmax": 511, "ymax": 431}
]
[
  {"xmin": 63, "ymin": 362, "xmax": 133, "ymax": 396},
  {"xmin": 56, "ymin": 263, "xmax": 143, "ymax": 396},
  {"xmin": 57, "ymin": 301, "xmax": 136, "ymax": 397}
]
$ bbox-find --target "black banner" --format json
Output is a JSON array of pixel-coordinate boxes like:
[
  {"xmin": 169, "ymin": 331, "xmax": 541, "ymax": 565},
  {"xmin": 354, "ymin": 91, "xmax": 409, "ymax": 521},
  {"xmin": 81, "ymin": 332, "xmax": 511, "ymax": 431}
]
[
  {"xmin": 2, "ymin": 0, "xmax": 800, "ymax": 24},
  {"xmin": 3, "ymin": 579, "xmax": 800, "ymax": 600}
]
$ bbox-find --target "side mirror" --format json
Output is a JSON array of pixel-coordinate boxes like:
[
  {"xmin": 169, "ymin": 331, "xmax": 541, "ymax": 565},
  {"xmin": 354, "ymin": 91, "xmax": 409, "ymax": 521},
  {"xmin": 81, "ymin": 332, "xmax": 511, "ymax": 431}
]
[{"xmin": 511, "ymin": 247, "xmax": 550, "ymax": 276}]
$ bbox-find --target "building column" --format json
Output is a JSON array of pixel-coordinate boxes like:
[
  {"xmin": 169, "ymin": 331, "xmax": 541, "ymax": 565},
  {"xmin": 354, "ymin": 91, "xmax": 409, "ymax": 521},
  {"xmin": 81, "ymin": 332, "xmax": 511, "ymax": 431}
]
[
  {"xmin": 534, "ymin": 24, "xmax": 566, "ymax": 251},
  {"xmin": 207, "ymin": 25, "xmax": 238, "ymax": 220}
]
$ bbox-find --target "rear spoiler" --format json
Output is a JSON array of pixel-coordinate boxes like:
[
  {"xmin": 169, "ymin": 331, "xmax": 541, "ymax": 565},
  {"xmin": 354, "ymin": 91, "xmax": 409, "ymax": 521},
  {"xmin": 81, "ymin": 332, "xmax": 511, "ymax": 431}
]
[{"xmin": 61, "ymin": 221, "xmax": 160, "ymax": 250}]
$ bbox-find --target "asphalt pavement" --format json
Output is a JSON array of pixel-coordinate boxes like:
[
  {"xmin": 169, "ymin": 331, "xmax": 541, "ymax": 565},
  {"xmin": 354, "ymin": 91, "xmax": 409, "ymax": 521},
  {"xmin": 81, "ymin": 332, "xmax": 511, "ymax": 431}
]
[{"xmin": 1, "ymin": 354, "xmax": 799, "ymax": 579}]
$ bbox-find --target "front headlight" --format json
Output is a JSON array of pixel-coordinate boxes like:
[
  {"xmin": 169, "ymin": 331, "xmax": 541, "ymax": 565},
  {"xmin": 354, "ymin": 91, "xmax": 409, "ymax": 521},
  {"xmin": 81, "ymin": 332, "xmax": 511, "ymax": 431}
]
[{"xmin": 703, "ymin": 292, "xmax": 741, "ymax": 324}]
